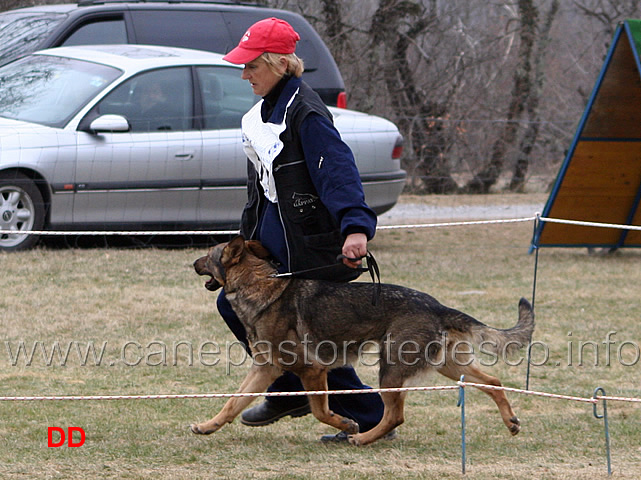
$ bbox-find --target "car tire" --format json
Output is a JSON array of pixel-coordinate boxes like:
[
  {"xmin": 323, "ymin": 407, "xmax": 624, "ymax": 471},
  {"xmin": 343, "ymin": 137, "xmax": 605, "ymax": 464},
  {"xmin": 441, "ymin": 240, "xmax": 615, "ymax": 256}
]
[{"xmin": 0, "ymin": 172, "xmax": 46, "ymax": 251}]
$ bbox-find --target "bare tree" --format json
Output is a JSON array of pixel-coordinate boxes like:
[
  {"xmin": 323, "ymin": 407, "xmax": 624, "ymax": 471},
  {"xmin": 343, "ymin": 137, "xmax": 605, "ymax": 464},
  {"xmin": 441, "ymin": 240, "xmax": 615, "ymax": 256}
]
[
  {"xmin": 368, "ymin": 0, "xmax": 459, "ymax": 193},
  {"xmin": 281, "ymin": 0, "xmax": 569, "ymax": 193},
  {"xmin": 318, "ymin": 0, "xmax": 349, "ymax": 63},
  {"xmin": 464, "ymin": 0, "xmax": 539, "ymax": 193},
  {"xmin": 510, "ymin": 0, "xmax": 560, "ymax": 192},
  {"xmin": 575, "ymin": 0, "xmax": 641, "ymax": 38}
]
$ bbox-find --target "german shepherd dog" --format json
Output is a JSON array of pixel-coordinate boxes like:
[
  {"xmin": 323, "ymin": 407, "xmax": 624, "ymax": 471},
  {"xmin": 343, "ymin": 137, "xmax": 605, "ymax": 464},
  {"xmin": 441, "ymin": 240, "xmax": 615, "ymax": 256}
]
[{"xmin": 191, "ymin": 236, "xmax": 535, "ymax": 446}]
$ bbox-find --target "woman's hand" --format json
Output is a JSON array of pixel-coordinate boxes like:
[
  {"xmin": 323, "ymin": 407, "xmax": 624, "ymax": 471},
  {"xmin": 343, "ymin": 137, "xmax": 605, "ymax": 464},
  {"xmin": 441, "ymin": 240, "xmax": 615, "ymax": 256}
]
[{"xmin": 341, "ymin": 233, "xmax": 368, "ymax": 268}]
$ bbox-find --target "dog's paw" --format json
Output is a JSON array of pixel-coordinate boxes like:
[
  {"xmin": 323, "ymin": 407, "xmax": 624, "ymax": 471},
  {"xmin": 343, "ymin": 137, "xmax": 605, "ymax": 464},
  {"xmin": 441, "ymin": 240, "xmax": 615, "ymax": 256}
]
[
  {"xmin": 190, "ymin": 423, "xmax": 218, "ymax": 435},
  {"xmin": 508, "ymin": 416, "xmax": 521, "ymax": 436},
  {"xmin": 341, "ymin": 418, "xmax": 359, "ymax": 435},
  {"xmin": 348, "ymin": 434, "xmax": 363, "ymax": 447},
  {"xmin": 190, "ymin": 423, "xmax": 206, "ymax": 435}
]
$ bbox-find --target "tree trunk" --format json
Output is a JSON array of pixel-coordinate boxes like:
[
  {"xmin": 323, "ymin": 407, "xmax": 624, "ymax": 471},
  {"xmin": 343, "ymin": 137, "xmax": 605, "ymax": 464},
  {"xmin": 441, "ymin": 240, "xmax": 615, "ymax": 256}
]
[
  {"xmin": 510, "ymin": 0, "xmax": 559, "ymax": 192},
  {"xmin": 371, "ymin": 0, "xmax": 458, "ymax": 193},
  {"xmin": 465, "ymin": 0, "xmax": 537, "ymax": 193},
  {"xmin": 319, "ymin": 0, "xmax": 349, "ymax": 64}
]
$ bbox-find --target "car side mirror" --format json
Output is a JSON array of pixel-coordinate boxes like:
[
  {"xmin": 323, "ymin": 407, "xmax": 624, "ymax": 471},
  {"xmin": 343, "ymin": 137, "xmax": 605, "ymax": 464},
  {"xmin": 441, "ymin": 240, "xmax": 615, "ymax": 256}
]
[{"xmin": 88, "ymin": 114, "xmax": 130, "ymax": 133}]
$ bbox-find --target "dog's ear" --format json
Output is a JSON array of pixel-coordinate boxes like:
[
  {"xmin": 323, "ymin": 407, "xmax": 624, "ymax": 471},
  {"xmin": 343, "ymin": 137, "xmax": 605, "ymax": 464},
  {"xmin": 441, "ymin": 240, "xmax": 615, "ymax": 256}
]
[
  {"xmin": 221, "ymin": 235, "xmax": 245, "ymax": 267},
  {"xmin": 245, "ymin": 240, "xmax": 271, "ymax": 259}
]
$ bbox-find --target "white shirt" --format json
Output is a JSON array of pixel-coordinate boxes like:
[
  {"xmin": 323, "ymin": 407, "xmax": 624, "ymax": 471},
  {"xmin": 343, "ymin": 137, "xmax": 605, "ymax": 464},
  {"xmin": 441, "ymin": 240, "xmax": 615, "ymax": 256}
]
[{"xmin": 241, "ymin": 89, "xmax": 298, "ymax": 202}]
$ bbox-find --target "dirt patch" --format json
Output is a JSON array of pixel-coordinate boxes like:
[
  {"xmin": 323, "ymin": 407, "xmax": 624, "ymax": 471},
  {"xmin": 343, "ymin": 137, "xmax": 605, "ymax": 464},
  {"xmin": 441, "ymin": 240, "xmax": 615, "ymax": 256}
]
[{"xmin": 379, "ymin": 193, "xmax": 547, "ymax": 224}]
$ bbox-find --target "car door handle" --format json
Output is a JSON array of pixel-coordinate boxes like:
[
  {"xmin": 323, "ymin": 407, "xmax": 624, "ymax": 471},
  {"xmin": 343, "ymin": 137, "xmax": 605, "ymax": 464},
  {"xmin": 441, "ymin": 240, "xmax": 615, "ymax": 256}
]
[{"xmin": 175, "ymin": 151, "xmax": 195, "ymax": 160}]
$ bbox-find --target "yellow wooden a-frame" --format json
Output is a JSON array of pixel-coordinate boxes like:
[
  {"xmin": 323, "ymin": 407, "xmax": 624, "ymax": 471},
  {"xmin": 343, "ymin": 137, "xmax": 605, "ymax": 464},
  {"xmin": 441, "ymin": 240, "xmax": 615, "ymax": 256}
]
[{"xmin": 532, "ymin": 20, "xmax": 641, "ymax": 249}]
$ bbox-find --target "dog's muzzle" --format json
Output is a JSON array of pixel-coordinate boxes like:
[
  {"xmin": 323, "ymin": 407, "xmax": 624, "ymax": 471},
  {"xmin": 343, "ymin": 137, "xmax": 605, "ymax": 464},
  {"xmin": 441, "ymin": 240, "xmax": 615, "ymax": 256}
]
[
  {"xmin": 203, "ymin": 276, "xmax": 222, "ymax": 291},
  {"xmin": 194, "ymin": 257, "xmax": 223, "ymax": 292}
]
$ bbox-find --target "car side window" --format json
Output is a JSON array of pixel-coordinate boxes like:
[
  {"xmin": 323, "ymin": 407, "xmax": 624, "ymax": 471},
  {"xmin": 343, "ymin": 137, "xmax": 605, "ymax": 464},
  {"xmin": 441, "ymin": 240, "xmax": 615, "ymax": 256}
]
[
  {"xmin": 97, "ymin": 67, "xmax": 194, "ymax": 132},
  {"xmin": 131, "ymin": 11, "xmax": 229, "ymax": 51},
  {"xmin": 196, "ymin": 66, "xmax": 259, "ymax": 130},
  {"xmin": 61, "ymin": 19, "xmax": 128, "ymax": 46}
]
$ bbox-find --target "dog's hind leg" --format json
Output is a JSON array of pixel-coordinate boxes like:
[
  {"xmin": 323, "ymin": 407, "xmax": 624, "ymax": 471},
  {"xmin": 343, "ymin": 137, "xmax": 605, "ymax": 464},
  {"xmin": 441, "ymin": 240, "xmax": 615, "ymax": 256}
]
[
  {"xmin": 297, "ymin": 368, "xmax": 359, "ymax": 436},
  {"xmin": 349, "ymin": 390, "xmax": 406, "ymax": 446},
  {"xmin": 190, "ymin": 364, "xmax": 281, "ymax": 435},
  {"xmin": 438, "ymin": 363, "xmax": 521, "ymax": 435}
]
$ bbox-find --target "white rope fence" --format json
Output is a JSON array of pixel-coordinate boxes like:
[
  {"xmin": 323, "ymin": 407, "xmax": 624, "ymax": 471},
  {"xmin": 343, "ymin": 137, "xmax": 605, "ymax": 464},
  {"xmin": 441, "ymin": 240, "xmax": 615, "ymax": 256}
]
[
  {"xmin": 538, "ymin": 216, "xmax": 641, "ymax": 231},
  {"xmin": 2, "ymin": 213, "xmax": 640, "ymax": 237},
  {"xmin": 2, "ymin": 381, "xmax": 639, "ymax": 406},
  {"xmin": 0, "ymin": 216, "xmax": 536, "ymax": 237},
  {"xmin": 1, "ymin": 382, "xmax": 638, "ymax": 405},
  {"xmin": 0, "ymin": 385, "xmax": 458, "ymax": 402},
  {"xmin": 377, "ymin": 216, "xmax": 536, "ymax": 230},
  {"xmin": 0, "ymin": 228, "xmax": 241, "ymax": 236}
]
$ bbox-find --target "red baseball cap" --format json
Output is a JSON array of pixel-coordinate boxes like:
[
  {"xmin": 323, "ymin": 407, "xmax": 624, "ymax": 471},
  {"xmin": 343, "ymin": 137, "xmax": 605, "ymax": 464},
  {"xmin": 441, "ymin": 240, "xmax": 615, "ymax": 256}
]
[{"xmin": 223, "ymin": 17, "xmax": 300, "ymax": 64}]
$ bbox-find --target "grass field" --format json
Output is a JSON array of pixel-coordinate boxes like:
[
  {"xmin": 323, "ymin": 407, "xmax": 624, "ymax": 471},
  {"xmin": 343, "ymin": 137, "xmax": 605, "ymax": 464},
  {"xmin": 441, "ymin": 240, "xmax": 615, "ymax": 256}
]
[{"xmin": 1, "ymin": 194, "xmax": 640, "ymax": 479}]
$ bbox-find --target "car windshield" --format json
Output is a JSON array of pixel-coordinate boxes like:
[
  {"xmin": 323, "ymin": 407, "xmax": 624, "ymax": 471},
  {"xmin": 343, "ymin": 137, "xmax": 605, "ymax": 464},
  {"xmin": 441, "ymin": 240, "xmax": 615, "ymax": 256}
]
[
  {"xmin": 0, "ymin": 12, "xmax": 68, "ymax": 66},
  {"xmin": 0, "ymin": 54, "xmax": 122, "ymax": 128}
]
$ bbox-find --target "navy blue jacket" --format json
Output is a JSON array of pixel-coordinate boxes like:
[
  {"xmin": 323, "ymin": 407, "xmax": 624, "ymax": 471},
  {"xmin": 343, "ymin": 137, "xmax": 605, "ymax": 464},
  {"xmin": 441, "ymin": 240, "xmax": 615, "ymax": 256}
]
[{"xmin": 240, "ymin": 76, "xmax": 376, "ymax": 280}]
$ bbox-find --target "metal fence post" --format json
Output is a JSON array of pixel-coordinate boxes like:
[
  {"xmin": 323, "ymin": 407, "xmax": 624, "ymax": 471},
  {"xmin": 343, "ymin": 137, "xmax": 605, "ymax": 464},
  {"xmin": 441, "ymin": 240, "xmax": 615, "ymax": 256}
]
[
  {"xmin": 457, "ymin": 375, "xmax": 466, "ymax": 475},
  {"xmin": 593, "ymin": 387, "xmax": 612, "ymax": 476}
]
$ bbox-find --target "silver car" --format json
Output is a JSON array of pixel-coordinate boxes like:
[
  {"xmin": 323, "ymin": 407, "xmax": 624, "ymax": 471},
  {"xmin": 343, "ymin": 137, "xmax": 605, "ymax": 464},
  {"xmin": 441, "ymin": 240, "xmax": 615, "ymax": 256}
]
[{"xmin": 0, "ymin": 45, "xmax": 405, "ymax": 251}]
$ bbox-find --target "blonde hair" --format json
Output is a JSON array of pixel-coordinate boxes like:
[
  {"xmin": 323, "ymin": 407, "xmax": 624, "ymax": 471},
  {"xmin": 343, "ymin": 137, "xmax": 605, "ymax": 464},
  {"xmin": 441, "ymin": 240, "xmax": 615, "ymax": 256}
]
[{"xmin": 261, "ymin": 52, "xmax": 305, "ymax": 78}]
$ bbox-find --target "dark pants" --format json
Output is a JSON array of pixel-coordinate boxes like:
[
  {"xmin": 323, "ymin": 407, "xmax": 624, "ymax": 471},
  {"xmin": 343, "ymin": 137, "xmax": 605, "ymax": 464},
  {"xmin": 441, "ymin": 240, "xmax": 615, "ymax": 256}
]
[{"xmin": 217, "ymin": 290, "xmax": 384, "ymax": 432}]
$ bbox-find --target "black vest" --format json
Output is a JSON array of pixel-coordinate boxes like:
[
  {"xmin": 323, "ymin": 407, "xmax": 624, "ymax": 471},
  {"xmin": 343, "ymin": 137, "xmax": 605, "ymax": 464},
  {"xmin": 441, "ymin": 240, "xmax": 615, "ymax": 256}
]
[{"xmin": 240, "ymin": 82, "xmax": 360, "ymax": 282}]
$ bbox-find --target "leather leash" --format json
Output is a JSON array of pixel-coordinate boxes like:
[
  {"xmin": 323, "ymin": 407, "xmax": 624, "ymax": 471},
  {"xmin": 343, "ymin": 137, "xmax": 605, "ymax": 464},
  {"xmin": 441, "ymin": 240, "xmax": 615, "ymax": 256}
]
[{"xmin": 270, "ymin": 251, "xmax": 382, "ymax": 306}]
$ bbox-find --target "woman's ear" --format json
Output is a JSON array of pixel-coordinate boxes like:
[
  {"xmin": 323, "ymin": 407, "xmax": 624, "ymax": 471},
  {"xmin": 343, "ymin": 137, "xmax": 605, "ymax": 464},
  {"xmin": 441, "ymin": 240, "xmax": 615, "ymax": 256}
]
[{"xmin": 278, "ymin": 56, "xmax": 289, "ymax": 75}]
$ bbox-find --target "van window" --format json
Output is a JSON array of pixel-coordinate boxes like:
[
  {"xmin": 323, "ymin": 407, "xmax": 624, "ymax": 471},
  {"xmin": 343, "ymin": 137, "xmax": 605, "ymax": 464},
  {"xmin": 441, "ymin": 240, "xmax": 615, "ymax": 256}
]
[
  {"xmin": 131, "ymin": 11, "xmax": 231, "ymax": 52},
  {"xmin": 0, "ymin": 12, "xmax": 67, "ymax": 65},
  {"xmin": 62, "ymin": 18, "xmax": 128, "ymax": 46}
]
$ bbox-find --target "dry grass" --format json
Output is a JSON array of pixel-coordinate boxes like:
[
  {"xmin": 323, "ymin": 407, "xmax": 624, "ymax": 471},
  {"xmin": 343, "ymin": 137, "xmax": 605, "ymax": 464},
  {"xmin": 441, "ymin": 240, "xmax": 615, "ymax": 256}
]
[{"xmin": 1, "ymin": 193, "xmax": 640, "ymax": 479}]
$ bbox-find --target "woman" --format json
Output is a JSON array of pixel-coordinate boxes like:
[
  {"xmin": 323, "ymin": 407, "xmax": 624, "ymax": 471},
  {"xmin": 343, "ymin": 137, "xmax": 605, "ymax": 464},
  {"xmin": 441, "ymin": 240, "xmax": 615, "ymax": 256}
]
[{"xmin": 218, "ymin": 17, "xmax": 388, "ymax": 442}]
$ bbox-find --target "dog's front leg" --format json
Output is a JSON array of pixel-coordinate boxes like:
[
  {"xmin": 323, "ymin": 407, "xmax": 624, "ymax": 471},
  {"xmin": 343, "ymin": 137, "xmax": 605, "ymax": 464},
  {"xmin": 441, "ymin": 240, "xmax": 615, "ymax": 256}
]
[
  {"xmin": 298, "ymin": 368, "xmax": 359, "ymax": 436},
  {"xmin": 190, "ymin": 364, "xmax": 281, "ymax": 435}
]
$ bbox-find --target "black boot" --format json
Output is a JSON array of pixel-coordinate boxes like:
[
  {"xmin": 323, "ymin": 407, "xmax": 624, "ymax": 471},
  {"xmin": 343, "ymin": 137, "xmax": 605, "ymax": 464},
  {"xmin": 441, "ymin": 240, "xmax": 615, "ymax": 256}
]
[{"xmin": 240, "ymin": 399, "xmax": 311, "ymax": 426}]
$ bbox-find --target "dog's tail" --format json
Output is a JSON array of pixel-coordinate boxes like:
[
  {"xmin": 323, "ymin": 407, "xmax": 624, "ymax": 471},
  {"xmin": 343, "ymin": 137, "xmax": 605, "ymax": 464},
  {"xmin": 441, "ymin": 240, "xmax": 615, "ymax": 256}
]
[{"xmin": 469, "ymin": 297, "xmax": 535, "ymax": 356}]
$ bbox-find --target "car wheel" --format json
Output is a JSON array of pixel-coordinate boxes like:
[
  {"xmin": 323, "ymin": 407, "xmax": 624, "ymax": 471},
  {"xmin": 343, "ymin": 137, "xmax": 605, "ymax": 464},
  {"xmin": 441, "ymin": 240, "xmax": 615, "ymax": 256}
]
[{"xmin": 0, "ymin": 173, "xmax": 46, "ymax": 251}]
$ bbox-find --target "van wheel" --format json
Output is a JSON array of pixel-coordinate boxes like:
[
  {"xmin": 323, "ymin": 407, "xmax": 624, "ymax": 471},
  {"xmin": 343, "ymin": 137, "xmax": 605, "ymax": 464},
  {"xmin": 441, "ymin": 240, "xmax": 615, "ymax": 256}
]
[{"xmin": 0, "ymin": 173, "xmax": 46, "ymax": 251}]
